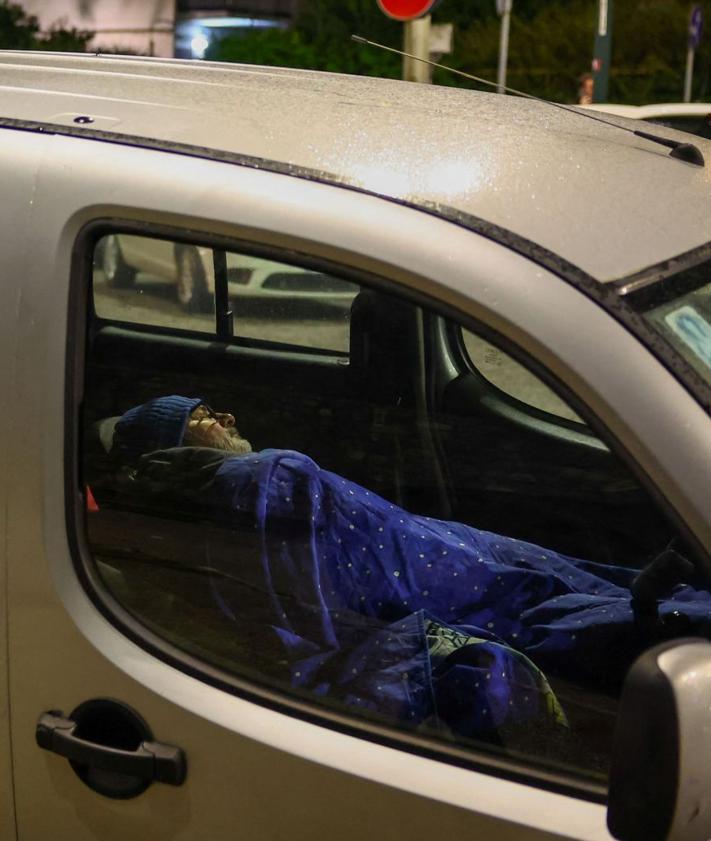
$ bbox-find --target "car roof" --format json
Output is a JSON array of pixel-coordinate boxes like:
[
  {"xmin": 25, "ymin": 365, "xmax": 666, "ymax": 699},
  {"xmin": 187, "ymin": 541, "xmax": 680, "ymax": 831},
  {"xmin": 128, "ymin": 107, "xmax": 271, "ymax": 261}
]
[{"xmin": 1, "ymin": 50, "xmax": 710, "ymax": 283}]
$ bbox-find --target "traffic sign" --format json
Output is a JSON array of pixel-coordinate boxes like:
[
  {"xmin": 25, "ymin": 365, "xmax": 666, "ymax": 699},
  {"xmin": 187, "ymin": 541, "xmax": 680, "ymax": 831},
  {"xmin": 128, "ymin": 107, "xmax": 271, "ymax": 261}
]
[
  {"xmin": 376, "ymin": 0, "xmax": 442, "ymax": 22},
  {"xmin": 689, "ymin": 4, "xmax": 704, "ymax": 49}
]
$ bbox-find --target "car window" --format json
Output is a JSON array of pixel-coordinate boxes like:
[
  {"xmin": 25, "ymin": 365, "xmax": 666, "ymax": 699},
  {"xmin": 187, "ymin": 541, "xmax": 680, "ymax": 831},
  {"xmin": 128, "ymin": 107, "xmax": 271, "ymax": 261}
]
[
  {"xmin": 93, "ymin": 232, "xmax": 359, "ymax": 353},
  {"xmin": 628, "ymin": 256, "xmax": 711, "ymax": 392},
  {"xmin": 79, "ymin": 238, "xmax": 707, "ymax": 792},
  {"xmin": 461, "ymin": 330, "xmax": 584, "ymax": 423}
]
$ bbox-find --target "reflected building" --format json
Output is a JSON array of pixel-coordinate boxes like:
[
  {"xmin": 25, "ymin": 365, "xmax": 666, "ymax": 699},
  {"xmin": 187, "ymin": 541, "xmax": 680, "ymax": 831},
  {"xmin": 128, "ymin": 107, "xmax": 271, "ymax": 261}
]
[
  {"xmin": 18, "ymin": 0, "xmax": 300, "ymax": 58},
  {"xmin": 20, "ymin": 0, "xmax": 177, "ymax": 57}
]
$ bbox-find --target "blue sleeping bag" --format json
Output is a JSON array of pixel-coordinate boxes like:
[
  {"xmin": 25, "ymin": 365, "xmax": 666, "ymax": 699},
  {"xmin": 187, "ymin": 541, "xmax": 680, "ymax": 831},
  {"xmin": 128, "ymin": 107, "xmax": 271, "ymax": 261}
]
[{"xmin": 168, "ymin": 448, "xmax": 711, "ymax": 738}]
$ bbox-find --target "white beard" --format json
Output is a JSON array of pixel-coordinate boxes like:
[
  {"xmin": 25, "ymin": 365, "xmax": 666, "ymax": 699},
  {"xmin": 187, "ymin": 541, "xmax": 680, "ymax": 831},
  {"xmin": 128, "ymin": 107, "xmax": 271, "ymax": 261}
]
[
  {"xmin": 218, "ymin": 434, "xmax": 252, "ymax": 454},
  {"xmin": 183, "ymin": 423, "xmax": 252, "ymax": 454}
]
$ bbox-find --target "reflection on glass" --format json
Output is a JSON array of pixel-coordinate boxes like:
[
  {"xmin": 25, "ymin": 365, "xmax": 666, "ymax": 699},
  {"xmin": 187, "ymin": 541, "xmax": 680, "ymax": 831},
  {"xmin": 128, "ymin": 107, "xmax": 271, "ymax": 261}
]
[
  {"xmin": 642, "ymin": 278, "xmax": 711, "ymax": 389},
  {"xmin": 462, "ymin": 330, "xmax": 583, "ymax": 423},
  {"xmin": 93, "ymin": 234, "xmax": 216, "ymax": 332},
  {"xmin": 92, "ymin": 234, "xmax": 359, "ymax": 352}
]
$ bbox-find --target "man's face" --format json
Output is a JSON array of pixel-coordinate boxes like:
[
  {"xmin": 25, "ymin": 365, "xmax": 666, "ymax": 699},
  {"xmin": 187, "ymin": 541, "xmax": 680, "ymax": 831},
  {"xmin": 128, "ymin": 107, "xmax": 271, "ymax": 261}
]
[{"xmin": 183, "ymin": 404, "xmax": 252, "ymax": 454}]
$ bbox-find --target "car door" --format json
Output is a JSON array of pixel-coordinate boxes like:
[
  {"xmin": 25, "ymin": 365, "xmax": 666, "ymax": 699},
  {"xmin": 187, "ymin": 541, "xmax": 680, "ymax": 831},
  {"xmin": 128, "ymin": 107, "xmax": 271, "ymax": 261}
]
[{"xmin": 6, "ymin": 131, "xmax": 710, "ymax": 841}]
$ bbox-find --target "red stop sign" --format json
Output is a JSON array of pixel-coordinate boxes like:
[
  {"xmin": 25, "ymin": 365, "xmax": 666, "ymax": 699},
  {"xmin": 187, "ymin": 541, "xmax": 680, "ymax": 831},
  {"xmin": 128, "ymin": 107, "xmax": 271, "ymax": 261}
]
[{"xmin": 376, "ymin": 0, "xmax": 441, "ymax": 21}]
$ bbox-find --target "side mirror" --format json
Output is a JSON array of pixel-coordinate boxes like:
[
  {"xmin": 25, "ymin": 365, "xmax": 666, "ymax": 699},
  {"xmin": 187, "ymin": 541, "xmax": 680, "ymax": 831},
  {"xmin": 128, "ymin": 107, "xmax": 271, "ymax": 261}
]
[{"xmin": 608, "ymin": 638, "xmax": 711, "ymax": 841}]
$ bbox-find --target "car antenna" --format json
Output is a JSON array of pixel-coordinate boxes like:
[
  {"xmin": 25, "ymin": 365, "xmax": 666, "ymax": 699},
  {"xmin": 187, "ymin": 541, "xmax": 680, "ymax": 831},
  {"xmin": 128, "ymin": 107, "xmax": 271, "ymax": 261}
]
[{"xmin": 352, "ymin": 35, "xmax": 705, "ymax": 167}]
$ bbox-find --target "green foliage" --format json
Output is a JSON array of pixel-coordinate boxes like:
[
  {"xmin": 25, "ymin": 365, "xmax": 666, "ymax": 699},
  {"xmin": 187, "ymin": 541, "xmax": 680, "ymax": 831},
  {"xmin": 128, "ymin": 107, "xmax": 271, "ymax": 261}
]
[
  {"xmin": 0, "ymin": 1, "xmax": 93, "ymax": 52},
  {"xmin": 38, "ymin": 23, "xmax": 93, "ymax": 52},
  {"xmin": 611, "ymin": 0, "xmax": 711, "ymax": 102},
  {"xmin": 296, "ymin": 0, "xmax": 402, "ymax": 75},
  {"xmin": 203, "ymin": 0, "xmax": 711, "ymax": 104},
  {"xmin": 0, "ymin": 0, "xmax": 39, "ymax": 49},
  {"xmin": 205, "ymin": 28, "xmax": 318, "ymax": 69},
  {"xmin": 208, "ymin": 0, "xmax": 401, "ymax": 77},
  {"xmin": 441, "ymin": 0, "xmax": 711, "ymax": 103},
  {"xmin": 444, "ymin": 0, "xmax": 595, "ymax": 101}
]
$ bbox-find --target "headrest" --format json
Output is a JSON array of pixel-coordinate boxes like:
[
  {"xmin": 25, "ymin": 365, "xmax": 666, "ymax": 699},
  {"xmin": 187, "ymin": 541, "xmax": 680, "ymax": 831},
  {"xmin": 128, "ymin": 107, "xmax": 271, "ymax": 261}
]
[
  {"xmin": 96, "ymin": 416, "xmax": 120, "ymax": 454},
  {"xmin": 83, "ymin": 415, "xmax": 121, "ymax": 489}
]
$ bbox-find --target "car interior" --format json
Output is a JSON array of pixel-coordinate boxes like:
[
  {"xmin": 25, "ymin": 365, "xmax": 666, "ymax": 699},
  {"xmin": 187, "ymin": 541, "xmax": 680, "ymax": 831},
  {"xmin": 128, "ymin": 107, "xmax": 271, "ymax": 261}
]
[{"xmin": 78, "ymin": 229, "xmax": 690, "ymax": 784}]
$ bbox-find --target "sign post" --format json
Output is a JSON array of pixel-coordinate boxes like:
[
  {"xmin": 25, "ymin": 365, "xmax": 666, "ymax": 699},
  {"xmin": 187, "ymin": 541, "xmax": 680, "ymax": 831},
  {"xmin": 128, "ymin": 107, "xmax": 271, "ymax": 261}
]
[
  {"xmin": 403, "ymin": 15, "xmax": 432, "ymax": 82},
  {"xmin": 684, "ymin": 4, "xmax": 704, "ymax": 102},
  {"xmin": 592, "ymin": 0, "xmax": 613, "ymax": 103},
  {"xmin": 496, "ymin": 0, "xmax": 513, "ymax": 95},
  {"xmin": 376, "ymin": 0, "xmax": 442, "ymax": 83}
]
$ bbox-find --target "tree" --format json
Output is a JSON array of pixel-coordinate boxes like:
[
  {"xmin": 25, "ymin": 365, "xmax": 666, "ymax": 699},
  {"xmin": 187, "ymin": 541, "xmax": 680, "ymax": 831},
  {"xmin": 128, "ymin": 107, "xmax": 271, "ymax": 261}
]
[
  {"xmin": 444, "ymin": 0, "xmax": 711, "ymax": 103},
  {"xmin": 0, "ymin": 0, "xmax": 39, "ymax": 49},
  {"xmin": 39, "ymin": 23, "xmax": 93, "ymax": 53},
  {"xmin": 206, "ymin": 0, "xmax": 711, "ymax": 105},
  {"xmin": 0, "ymin": 1, "xmax": 93, "ymax": 52},
  {"xmin": 610, "ymin": 0, "xmax": 711, "ymax": 102},
  {"xmin": 207, "ymin": 0, "xmax": 402, "ymax": 77},
  {"xmin": 444, "ymin": 0, "xmax": 594, "ymax": 101},
  {"xmin": 205, "ymin": 28, "xmax": 319, "ymax": 70}
]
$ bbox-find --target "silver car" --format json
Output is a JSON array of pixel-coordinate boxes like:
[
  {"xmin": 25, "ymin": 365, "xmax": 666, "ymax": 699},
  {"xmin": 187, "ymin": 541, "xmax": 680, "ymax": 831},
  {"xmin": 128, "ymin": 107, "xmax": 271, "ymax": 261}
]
[{"xmin": 0, "ymin": 50, "xmax": 710, "ymax": 841}]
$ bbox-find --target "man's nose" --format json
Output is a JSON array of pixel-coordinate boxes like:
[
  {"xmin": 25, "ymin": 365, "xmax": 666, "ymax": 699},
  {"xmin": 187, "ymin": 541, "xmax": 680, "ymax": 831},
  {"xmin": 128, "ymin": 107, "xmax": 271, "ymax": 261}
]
[{"xmin": 217, "ymin": 412, "xmax": 235, "ymax": 428}]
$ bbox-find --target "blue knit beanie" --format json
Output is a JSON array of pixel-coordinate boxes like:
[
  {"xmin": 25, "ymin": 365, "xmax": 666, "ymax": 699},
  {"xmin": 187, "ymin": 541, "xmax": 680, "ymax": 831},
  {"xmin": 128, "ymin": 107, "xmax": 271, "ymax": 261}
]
[{"xmin": 112, "ymin": 395, "xmax": 204, "ymax": 462}]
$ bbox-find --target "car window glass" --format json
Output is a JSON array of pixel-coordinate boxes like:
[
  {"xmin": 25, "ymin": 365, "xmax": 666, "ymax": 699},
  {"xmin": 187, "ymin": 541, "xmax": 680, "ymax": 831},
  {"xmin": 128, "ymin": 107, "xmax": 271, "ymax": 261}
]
[
  {"xmin": 229, "ymin": 254, "xmax": 358, "ymax": 352},
  {"xmin": 629, "ymin": 260, "xmax": 711, "ymax": 391},
  {"xmin": 461, "ymin": 330, "xmax": 584, "ymax": 423},
  {"xmin": 80, "ymin": 250, "xmax": 707, "ymax": 790},
  {"xmin": 93, "ymin": 233, "xmax": 359, "ymax": 353},
  {"xmin": 94, "ymin": 234, "xmax": 217, "ymax": 333}
]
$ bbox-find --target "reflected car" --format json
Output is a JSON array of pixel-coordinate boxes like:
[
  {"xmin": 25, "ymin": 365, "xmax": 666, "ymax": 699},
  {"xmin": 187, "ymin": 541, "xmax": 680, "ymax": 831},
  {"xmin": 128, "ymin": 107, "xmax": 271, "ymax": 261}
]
[
  {"xmin": 100, "ymin": 232, "xmax": 355, "ymax": 312},
  {"xmin": 582, "ymin": 102, "xmax": 711, "ymax": 138}
]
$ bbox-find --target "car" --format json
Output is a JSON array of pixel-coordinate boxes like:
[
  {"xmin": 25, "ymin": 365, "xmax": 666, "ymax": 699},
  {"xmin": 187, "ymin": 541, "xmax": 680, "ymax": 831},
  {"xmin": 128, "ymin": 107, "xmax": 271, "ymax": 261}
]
[
  {"xmin": 99, "ymin": 232, "xmax": 356, "ymax": 313},
  {"xmin": 0, "ymin": 50, "xmax": 710, "ymax": 841},
  {"xmin": 582, "ymin": 101, "xmax": 711, "ymax": 139}
]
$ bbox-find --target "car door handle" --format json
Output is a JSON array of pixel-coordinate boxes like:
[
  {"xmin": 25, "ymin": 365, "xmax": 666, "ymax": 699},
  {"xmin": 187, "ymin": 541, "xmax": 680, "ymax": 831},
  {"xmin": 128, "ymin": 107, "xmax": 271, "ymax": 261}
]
[{"xmin": 36, "ymin": 710, "xmax": 186, "ymax": 786}]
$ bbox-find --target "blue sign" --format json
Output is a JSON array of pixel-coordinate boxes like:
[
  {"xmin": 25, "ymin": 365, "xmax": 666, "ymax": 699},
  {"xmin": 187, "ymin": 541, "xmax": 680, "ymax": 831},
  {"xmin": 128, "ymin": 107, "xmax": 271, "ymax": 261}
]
[{"xmin": 689, "ymin": 4, "xmax": 704, "ymax": 49}]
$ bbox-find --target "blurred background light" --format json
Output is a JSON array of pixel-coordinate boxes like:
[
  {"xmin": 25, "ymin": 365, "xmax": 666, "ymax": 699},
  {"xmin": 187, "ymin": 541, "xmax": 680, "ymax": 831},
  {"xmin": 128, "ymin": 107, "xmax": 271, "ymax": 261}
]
[{"xmin": 190, "ymin": 32, "xmax": 210, "ymax": 57}]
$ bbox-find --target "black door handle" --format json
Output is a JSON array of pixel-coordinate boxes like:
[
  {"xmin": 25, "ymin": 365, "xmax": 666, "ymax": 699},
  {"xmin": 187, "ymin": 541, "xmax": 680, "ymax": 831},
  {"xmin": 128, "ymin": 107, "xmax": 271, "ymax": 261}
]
[{"xmin": 36, "ymin": 708, "xmax": 186, "ymax": 790}]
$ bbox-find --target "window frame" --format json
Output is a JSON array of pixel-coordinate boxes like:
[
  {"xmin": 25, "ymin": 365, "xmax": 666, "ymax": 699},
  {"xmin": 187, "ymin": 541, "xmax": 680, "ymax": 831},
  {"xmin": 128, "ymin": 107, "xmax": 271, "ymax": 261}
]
[{"xmin": 67, "ymin": 210, "xmax": 711, "ymax": 808}]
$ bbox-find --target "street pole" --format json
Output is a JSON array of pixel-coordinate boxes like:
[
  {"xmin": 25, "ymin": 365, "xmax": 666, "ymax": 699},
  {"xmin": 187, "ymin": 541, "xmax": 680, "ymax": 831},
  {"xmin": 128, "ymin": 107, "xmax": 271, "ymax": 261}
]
[
  {"xmin": 684, "ymin": 43, "xmax": 695, "ymax": 102},
  {"xmin": 403, "ymin": 15, "xmax": 432, "ymax": 83},
  {"xmin": 685, "ymin": 5, "xmax": 704, "ymax": 102},
  {"xmin": 497, "ymin": 0, "xmax": 512, "ymax": 95},
  {"xmin": 592, "ymin": 0, "xmax": 613, "ymax": 103}
]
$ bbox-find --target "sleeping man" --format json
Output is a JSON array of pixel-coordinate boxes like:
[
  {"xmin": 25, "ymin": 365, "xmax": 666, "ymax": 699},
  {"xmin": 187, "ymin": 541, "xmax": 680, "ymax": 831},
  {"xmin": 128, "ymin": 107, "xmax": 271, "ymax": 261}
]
[{"xmin": 107, "ymin": 395, "xmax": 711, "ymax": 742}]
